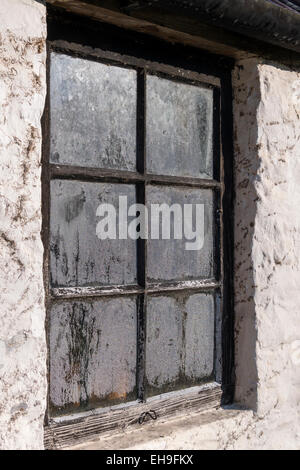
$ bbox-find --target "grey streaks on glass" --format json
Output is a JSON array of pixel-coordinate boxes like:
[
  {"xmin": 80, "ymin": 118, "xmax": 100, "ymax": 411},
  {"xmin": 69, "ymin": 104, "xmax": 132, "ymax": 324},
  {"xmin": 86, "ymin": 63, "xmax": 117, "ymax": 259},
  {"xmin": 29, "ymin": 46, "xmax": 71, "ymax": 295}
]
[
  {"xmin": 147, "ymin": 186, "xmax": 214, "ymax": 282},
  {"xmin": 50, "ymin": 53, "xmax": 137, "ymax": 171},
  {"xmin": 50, "ymin": 180, "xmax": 137, "ymax": 287},
  {"xmin": 49, "ymin": 298, "xmax": 137, "ymax": 415},
  {"xmin": 145, "ymin": 293, "xmax": 215, "ymax": 396},
  {"xmin": 146, "ymin": 75, "xmax": 213, "ymax": 179}
]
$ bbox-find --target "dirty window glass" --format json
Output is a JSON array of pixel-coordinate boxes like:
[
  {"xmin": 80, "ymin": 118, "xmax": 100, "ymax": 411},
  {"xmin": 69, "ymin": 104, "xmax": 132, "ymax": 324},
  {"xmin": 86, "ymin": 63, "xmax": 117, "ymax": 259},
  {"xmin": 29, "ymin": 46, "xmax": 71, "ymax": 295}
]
[
  {"xmin": 50, "ymin": 180, "xmax": 137, "ymax": 287},
  {"xmin": 49, "ymin": 298, "xmax": 137, "ymax": 416},
  {"xmin": 50, "ymin": 53, "xmax": 137, "ymax": 171},
  {"xmin": 147, "ymin": 185, "xmax": 215, "ymax": 282},
  {"xmin": 145, "ymin": 293, "xmax": 215, "ymax": 397},
  {"xmin": 146, "ymin": 75, "xmax": 213, "ymax": 179}
]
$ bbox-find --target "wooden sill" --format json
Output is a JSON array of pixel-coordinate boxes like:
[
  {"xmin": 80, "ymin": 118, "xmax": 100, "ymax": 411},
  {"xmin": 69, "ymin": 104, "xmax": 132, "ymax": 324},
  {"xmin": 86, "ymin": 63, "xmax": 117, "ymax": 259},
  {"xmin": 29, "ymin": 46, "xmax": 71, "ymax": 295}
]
[{"xmin": 44, "ymin": 382, "xmax": 222, "ymax": 449}]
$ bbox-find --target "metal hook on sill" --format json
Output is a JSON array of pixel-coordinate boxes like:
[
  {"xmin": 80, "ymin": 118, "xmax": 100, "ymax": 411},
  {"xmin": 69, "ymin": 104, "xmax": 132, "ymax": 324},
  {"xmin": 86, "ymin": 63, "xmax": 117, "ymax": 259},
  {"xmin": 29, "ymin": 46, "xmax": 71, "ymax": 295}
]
[{"xmin": 138, "ymin": 409, "xmax": 157, "ymax": 424}]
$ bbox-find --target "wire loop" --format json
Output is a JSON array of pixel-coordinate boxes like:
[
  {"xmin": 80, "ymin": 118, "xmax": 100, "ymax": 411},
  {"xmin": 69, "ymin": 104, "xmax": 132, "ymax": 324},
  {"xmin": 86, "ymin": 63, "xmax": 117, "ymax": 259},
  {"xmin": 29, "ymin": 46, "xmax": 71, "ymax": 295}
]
[{"xmin": 138, "ymin": 409, "xmax": 157, "ymax": 424}]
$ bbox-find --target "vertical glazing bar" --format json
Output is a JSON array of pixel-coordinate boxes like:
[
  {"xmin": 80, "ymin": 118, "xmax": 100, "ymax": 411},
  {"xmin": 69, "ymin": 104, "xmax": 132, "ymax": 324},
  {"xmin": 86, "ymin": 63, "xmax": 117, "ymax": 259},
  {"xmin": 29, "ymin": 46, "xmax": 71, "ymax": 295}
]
[
  {"xmin": 213, "ymin": 87, "xmax": 222, "ymax": 284},
  {"xmin": 136, "ymin": 68, "xmax": 146, "ymax": 175},
  {"xmin": 213, "ymin": 87, "xmax": 221, "ymax": 183},
  {"xmin": 212, "ymin": 87, "xmax": 222, "ymax": 384},
  {"xmin": 137, "ymin": 293, "xmax": 146, "ymax": 402},
  {"xmin": 136, "ymin": 69, "xmax": 147, "ymax": 401},
  {"xmin": 136, "ymin": 68, "xmax": 147, "ymax": 288}
]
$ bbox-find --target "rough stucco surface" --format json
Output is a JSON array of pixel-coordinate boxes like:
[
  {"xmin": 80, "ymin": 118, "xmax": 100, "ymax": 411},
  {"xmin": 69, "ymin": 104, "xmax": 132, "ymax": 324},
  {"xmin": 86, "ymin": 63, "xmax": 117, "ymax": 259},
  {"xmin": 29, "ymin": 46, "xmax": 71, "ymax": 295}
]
[
  {"xmin": 69, "ymin": 58, "xmax": 300, "ymax": 450},
  {"xmin": 0, "ymin": 0, "xmax": 47, "ymax": 449},
  {"xmin": 231, "ymin": 58, "xmax": 300, "ymax": 447}
]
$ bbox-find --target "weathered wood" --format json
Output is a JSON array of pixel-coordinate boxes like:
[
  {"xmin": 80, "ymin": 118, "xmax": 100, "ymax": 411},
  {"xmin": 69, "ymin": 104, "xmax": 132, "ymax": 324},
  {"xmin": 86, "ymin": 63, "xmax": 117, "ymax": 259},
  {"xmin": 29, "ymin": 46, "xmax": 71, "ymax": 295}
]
[
  {"xmin": 220, "ymin": 72, "xmax": 235, "ymax": 403},
  {"xmin": 46, "ymin": 0, "xmax": 240, "ymax": 59},
  {"xmin": 52, "ymin": 279, "xmax": 221, "ymax": 299},
  {"xmin": 46, "ymin": 1, "xmax": 300, "ymax": 66},
  {"xmin": 49, "ymin": 41, "xmax": 221, "ymax": 88},
  {"xmin": 146, "ymin": 175, "xmax": 221, "ymax": 189},
  {"xmin": 147, "ymin": 279, "xmax": 221, "ymax": 295},
  {"xmin": 50, "ymin": 164, "xmax": 144, "ymax": 184},
  {"xmin": 137, "ymin": 294, "xmax": 146, "ymax": 402},
  {"xmin": 44, "ymin": 382, "xmax": 222, "ymax": 449},
  {"xmin": 51, "ymin": 284, "xmax": 143, "ymax": 299},
  {"xmin": 50, "ymin": 163, "xmax": 221, "ymax": 188}
]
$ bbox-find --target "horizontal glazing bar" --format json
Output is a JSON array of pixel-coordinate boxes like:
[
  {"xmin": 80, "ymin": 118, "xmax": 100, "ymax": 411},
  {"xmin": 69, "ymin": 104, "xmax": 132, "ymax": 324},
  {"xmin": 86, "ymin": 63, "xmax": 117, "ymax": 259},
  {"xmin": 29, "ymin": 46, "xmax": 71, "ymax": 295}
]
[
  {"xmin": 50, "ymin": 164, "xmax": 144, "ymax": 184},
  {"xmin": 147, "ymin": 279, "xmax": 220, "ymax": 294},
  {"xmin": 146, "ymin": 175, "xmax": 221, "ymax": 188},
  {"xmin": 51, "ymin": 284, "xmax": 143, "ymax": 299},
  {"xmin": 50, "ymin": 164, "xmax": 221, "ymax": 188},
  {"xmin": 51, "ymin": 279, "xmax": 220, "ymax": 299}
]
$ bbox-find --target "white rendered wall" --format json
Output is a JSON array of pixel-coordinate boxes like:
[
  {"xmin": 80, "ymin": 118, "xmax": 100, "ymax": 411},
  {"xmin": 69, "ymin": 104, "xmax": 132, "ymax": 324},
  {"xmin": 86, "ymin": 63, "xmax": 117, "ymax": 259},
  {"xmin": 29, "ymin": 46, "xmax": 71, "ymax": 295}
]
[{"xmin": 0, "ymin": 0, "xmax": 47, "ymax": 450}]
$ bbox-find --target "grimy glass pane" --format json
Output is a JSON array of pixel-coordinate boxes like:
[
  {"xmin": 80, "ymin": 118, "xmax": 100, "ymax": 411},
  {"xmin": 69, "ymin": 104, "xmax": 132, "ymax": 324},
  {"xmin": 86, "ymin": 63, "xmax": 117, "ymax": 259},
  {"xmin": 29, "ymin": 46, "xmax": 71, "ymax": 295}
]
[
  {"xmin": 147, "ymin": 186, "xmax": 215, "ymax": 282},
  {"xmin": 49, "ymin": 298, "xmax": 137, "ymax": 416},
  {"xmin": 146, "ymin": 75, "xmax": 213, "ymax": 179},
  {"xmin": 145, "ymin": 293, "xmax": 215, "ymax": 397},
  {"xmin": 50, "ymin": 52, "xmax": 137, "ymax": 171},
  {"xmin": 50, "ymin": 180, "xmax": 137, "ymax": 287}
]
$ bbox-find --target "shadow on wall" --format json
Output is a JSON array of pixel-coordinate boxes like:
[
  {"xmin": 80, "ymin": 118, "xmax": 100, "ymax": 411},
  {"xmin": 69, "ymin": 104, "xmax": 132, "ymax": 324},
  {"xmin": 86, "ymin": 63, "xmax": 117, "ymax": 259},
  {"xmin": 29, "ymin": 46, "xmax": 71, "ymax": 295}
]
[{"xmin": 233, "ymin": 60, "xmax": 261, "ymax": 411}]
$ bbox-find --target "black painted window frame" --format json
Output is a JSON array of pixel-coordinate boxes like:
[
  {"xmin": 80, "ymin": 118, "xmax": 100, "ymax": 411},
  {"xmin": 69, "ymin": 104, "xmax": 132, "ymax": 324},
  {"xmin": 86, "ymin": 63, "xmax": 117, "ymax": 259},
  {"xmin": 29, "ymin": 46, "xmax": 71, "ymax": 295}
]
[{"xmin": 43, "ymin": 7, "xmax": 234, "ymax": 448}]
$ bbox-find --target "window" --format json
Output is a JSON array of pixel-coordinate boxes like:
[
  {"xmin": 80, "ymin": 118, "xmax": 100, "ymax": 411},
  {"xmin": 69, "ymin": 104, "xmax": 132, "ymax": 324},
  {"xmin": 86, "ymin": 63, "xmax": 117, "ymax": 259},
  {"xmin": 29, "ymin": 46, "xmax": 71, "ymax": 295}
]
[{"xmin": 43, "ymin": 11, "xmax": 234, "ymax": 448}]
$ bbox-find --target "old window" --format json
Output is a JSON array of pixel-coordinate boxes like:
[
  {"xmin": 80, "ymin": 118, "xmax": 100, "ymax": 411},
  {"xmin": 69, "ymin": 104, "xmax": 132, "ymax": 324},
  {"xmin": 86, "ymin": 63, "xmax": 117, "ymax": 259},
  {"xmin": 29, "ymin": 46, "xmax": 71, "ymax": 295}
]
[{"xmin": 43, "ymin": 10, "xmax": 234, "ymax": 447}]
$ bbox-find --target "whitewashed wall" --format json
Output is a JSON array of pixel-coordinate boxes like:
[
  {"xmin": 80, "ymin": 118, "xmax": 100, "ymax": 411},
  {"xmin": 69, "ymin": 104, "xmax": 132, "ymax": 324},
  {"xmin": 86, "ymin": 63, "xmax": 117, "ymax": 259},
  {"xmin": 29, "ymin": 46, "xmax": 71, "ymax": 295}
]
[
  {"xmin": 0, "ymin": 0, "xmax": 299, "ymax": 450},
  {"xmin": 0, "ymin": 0, "xmax": 47, "ymax": 449},
  {"xmin": 233, "ymin": 60, "xmax": 300, "ymax": 421}
]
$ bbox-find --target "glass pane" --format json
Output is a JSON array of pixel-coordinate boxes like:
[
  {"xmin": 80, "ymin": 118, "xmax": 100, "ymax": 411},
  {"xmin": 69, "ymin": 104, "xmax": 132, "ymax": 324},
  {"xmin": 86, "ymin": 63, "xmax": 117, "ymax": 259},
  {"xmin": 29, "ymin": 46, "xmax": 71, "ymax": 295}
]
[
  {"xmin": 49, "ymin": 298, "xmax": 137, "ymax": 416},
  {"xmin": 50, "ymin": 180, "xmax": 137, "ymax": 287},
  {"xmin": 146, "ymin": 75, "xmax": 213, "ymax": 179},
  {"xmin": 147, "ymin": 186, "xmax": 215, "ymax": 282},
  {"xmin": 145, "ymin": 293, "xmax": 215, "ymax": 397},
  {"xmin": 50, "ymin": 52, "xmax": 137, "ymax": 171}
]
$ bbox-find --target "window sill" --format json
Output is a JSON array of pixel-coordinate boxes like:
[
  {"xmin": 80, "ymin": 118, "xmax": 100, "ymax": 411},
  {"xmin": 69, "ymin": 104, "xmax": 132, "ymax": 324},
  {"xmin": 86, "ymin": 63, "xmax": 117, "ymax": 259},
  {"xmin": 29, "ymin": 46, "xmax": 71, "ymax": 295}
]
[
  {"xmin": 54, "ymin": 404, "xmax": 252, "ymax": 451},
  {"xmin": 44, "ymin": 382, "xmax": 222, "ymax": 449}
]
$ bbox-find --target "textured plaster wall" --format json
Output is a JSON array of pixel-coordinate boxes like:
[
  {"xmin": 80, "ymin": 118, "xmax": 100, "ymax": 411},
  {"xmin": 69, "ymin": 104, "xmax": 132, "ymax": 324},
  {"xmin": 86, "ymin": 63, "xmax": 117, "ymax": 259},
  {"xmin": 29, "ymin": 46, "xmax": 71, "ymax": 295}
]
[
  {"xmin": 230, "ymin": 58, "xmax": 300, "ymax": 446},
  {"xmin": 0, "ymin": 0, "xmax": 47, "ymax": 449}
]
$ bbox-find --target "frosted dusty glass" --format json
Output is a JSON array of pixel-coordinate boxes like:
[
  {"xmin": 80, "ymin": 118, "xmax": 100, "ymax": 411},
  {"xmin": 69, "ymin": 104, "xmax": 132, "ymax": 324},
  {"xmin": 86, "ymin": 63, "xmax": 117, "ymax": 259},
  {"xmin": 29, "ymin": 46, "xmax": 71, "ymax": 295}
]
[
  {"xmin": 146, "ymin": 75, "xmax": 213, "ymax": 178},
  {"xmin": 49, "ymin": 298, "xmax": 137, "ymax": 415},
  {"xmin": 147, "ymin": 185, "xmax": 215, "ymax": 282},
  {"xmin": 50, "ymin": 180, "xmax": 137, "ymax": 287},
  {"xmin": 50, "ymin": 52, "xmax": 137, "ymax": 170},
  {"xmin": 145, "ymin": 293, "xmax": 215, "ymax": 396}
]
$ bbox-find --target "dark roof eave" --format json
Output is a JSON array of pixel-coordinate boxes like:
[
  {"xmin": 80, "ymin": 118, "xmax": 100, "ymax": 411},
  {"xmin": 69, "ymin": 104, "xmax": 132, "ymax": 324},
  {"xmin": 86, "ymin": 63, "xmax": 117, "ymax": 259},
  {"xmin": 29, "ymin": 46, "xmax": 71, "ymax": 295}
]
[{"xmin": 140, "ymin": 0, "xmax": 300, "ymax": 54}]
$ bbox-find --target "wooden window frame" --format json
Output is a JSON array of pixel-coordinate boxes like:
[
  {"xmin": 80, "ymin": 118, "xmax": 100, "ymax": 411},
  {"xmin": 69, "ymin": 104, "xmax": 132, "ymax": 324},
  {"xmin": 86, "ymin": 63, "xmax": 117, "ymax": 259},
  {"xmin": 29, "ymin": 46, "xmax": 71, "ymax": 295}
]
[{"xmin": 43, "ymin": 7, "xmax": 234, "ymax": 449}]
